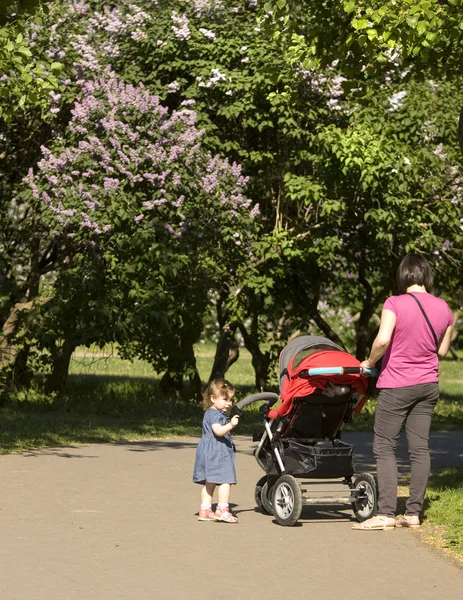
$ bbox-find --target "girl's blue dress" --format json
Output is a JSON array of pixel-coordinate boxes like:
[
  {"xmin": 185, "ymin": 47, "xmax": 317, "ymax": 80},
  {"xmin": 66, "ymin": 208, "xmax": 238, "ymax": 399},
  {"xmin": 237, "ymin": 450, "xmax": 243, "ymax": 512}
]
[{"xmin": 193, "ymin": 408, "xmax": 237, "ymax": 485}]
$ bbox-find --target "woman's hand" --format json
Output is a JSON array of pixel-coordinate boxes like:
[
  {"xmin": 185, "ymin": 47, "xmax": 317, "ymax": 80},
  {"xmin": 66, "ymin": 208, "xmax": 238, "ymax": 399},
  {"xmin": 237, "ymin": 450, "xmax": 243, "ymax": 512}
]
[{"xmin": 360, "ymin": 359, "xmax": 376, "ymax": 369}]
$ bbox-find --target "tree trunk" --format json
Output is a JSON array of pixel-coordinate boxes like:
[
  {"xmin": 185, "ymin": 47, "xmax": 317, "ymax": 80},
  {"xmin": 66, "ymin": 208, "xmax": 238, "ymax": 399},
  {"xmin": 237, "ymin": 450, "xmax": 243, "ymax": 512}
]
[
  {"xmin": 160, "ymin": 371, "xmax": 183, "ymax": 398},
  {"xmin": 238, "ymin": 323, "xmax": 270, "ymax": 391},
  {"xmin": 46, "ymin": 341, "xmax": 76, "ymax": 392},
  {"xmin": 12, "ymin": 347, "xmax": 32, "ymax": 389},
  {"xmin": 355, "ymin": 317, "xmax": 372, "ymax": 361},
  {"xmin": 0, "ymin": 302, "xmax": 32, "ymax": 367},
  {"xmin": 160, "ymin": 332, "xmax": 202, "ymax": 400},
  {"xmin": 209, "ymin": 323, "xmax": 240, "ymax": 381},
  {"xmin": 310, "ymin": 309, "xmax": 345, "ymax": 347},
  {"xmin": 0, "ymin": 301, "xmax": 36, "ymax": 392},
  {"xmin": 288, "ymin": 261, "xmax": 346, "ymax": 347},
  {"xmin": 459, "ymin": 106, "xmax": 463, "ymax": 157},
  {"xmin": 181, "ymin": 337, "xmax": 202, "ymax": 401},
  {"xmin": 355, "ymin": 282, "xmax": 394, "ymax": 360}
]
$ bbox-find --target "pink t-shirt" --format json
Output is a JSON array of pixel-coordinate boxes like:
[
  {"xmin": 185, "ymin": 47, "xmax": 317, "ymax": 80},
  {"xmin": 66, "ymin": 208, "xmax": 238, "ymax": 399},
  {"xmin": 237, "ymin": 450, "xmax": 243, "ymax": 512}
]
[{"xmin": 377, "ymin": 292, "xmax": 454, "ymax": 388}]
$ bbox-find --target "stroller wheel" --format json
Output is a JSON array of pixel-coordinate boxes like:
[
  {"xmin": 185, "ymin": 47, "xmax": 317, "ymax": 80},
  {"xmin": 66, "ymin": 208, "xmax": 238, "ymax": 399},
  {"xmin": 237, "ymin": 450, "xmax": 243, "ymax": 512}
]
[
  {"xmin": 255, "ymin": 476, "xmax": 277, "ymax": 515},
  {"xmin": 272, "ymin": 475, "xmax": 303, "ymax": 527},
  {"xmin": 351, "ymin": 473, "xmax": 378, "ymax": 522}
]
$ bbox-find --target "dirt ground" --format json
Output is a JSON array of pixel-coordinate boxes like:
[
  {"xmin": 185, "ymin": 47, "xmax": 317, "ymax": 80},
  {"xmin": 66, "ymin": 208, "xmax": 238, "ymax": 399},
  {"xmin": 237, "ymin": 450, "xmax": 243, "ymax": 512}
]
[{"xmin": 0, "ymin": 431, "xmax": 462, "ymax": 600}]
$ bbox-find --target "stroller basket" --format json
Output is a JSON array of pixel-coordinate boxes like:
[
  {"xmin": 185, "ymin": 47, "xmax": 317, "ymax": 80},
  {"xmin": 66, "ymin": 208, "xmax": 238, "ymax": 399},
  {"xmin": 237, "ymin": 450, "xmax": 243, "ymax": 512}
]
[{"xmin": 265, "ymin": 439, "xmax": 354, "ymax": 478}]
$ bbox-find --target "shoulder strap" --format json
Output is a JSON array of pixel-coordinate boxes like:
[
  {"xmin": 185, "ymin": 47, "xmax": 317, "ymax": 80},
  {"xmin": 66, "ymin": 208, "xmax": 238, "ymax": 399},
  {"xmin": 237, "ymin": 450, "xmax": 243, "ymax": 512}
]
[{"xmin": 406, "ymin": 293, "xmax": 438, "ymax": 349}]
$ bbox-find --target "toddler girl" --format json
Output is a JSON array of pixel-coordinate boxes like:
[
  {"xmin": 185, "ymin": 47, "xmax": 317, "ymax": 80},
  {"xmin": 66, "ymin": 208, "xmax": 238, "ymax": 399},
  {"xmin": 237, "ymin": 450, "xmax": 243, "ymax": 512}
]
[{"xmin": 193, "ymin": 379, "xmax": 239, "ymax": 523}]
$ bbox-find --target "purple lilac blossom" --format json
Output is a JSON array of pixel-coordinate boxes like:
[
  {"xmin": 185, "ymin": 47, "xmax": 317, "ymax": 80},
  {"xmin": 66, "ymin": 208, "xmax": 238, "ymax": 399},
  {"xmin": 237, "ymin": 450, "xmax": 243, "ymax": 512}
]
[{"xmin": 26, "ymin": 70, "xmax": 257, "ymax": 243}]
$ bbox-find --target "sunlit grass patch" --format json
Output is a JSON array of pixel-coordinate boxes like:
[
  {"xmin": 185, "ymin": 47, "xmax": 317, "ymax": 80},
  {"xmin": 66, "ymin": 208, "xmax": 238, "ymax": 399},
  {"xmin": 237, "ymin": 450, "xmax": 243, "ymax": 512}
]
[{"xmin": 423, "ymin": 466, "xmax": 463, "ymax": 559}]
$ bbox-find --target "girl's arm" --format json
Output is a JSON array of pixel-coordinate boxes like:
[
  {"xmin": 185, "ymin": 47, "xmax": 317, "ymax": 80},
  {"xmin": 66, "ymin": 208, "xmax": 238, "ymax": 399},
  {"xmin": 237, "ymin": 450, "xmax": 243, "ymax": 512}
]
[
  {"xmin": 437, "ymin": 325, "xmax": 453, "ymax": 358},
  {"xmin": 212, "ymin": 415, "xmax": 239, "ymax": 437},
  {"xmin": 360, "ymin": 309, "xmax": 396, "ymax": 368}
]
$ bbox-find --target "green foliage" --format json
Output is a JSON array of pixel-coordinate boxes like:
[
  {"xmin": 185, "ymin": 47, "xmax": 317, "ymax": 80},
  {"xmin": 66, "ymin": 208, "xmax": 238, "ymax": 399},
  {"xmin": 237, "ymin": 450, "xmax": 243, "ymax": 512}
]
[
  {"xmin": 0, "ymin": 1, "xmax": 48, "ymax": 20},
  {"xmin": 0, "ymin": 6, "xmax": 62, "ymax": 121},
  {"xmin": 262, "ymin": 0, "xmax": 463, "ymax": 77},
  {"xmin": 2, "ymin": 0, "xmax": 463, "ymax": 398}
]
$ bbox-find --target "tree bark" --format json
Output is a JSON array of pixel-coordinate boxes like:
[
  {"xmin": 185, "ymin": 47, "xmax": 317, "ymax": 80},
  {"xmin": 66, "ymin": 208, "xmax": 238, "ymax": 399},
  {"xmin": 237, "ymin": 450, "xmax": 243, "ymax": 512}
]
[
  {"xmin": 46, "ymin": 341, "xmax": 76, "ymax": 392},
  {"xmin": 459, "ymin": 107, "xmax": 463, "ymax": 157},
  {"xmin": 209, "ymin": 323, "xmax": 240, "ymax": 381},
  {"xmin": 310, "ymin": 309, "xmax": 345, "ymax": 347},
  {"xmin": 181, "ymin": 336, "xmax": 202, "ymax": 401},
  {"xmin": 238, "ymin": 322, "xmax": 270, "ymax": 391},
  {"xmin": 0, "ymin": 301, "xmax": 36, "ymax": 392},
  {"xmin": 12, "ymin": 347, "xmax": 32, "ymax": 389},
  {"xmin": 160, "ymin": 331, "xmax": 202, "ymax": 400},
  {"xmin": 0, "ymin": 301, "xmax": 34, "ymax": 367},
  {"xmin": 160, "ymin": 371, "xmax": 183, "ymax": 398},
  {"xmin": 288, "ymin": 260, "xmax": 346, "ymax": 347}
]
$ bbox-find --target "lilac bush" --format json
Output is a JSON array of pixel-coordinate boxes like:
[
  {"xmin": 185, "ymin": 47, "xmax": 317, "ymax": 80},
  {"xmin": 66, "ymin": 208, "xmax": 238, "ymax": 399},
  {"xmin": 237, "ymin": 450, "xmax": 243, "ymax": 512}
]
[
  {"xmin": 24, "ymin": 68, "xmax": 257, "ymax": 254},
  {"xmin": 17, "ymin": 65, "xmax": 259, "ymax": 392}
]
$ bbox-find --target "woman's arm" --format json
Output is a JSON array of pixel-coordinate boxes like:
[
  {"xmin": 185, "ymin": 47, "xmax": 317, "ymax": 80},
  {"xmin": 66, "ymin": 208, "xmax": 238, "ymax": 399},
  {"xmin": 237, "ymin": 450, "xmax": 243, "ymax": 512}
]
[
  {"xmin": 212, "ymin": 415, "xmax": 239, "ymax": 437},
  {"xmin": 437, "ymin": 325, "xmax": 453, "ymax": 358},
  {"xmin": 360, "ymin": 309, "xmax": 396, "ymax": 368}
]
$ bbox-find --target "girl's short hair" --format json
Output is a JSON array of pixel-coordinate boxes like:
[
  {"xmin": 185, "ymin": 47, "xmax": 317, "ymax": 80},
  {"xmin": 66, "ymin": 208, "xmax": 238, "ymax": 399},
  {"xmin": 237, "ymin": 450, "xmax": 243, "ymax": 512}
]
[
  {"xmin": 202, "ymin": 378, "xmax": 236, "ymax": 410},
  {"xmin": 396, "ymin": 254, "xmax": 433, "ymax": 293}
]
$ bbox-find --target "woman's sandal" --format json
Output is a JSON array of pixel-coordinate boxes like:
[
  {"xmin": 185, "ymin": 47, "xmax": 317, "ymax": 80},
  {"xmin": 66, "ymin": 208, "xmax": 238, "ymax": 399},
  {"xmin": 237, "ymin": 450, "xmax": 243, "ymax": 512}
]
[
  {"xmin": 396, "ymin": 515, "xmax": 421, "ymax": 528},
  {"xmin": 352, "ymin": 515, "xmax": 396, "ymax": 530}
]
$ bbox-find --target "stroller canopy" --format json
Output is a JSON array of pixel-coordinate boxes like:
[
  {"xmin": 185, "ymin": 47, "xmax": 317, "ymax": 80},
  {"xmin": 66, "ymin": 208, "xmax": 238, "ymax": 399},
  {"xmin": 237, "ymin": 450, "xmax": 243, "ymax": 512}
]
[
  {"xmin": 279, "ymin": 336, "xmax": 343, "ymax": 390},
  {"xmin": 270, "ymin": 335, "xmax": 368, "ymax": 419}
]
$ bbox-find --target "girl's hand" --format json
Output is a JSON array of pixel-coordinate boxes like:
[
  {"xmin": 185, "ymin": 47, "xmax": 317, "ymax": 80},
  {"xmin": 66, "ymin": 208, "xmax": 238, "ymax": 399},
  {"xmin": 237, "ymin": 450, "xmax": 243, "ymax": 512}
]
[{"xmin": 230, "ymin": 415, "xmax": 240, "ymax": 428}]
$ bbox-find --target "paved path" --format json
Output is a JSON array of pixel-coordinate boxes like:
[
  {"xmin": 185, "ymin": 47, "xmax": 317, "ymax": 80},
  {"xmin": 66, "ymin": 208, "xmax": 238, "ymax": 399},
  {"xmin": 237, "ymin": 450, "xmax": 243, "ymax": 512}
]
[{"xmin": 0, "ymin": 432, "xmax": 462, "ymax": 600}]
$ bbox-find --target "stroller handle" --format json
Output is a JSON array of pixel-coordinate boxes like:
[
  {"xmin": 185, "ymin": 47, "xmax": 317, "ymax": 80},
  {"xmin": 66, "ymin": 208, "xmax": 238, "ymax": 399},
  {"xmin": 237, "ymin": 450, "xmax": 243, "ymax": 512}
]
[
  {"xmin": 300, "ymin": 366, "xmax": 378, "ymax": 377},
  {"xmin": 231, "ymin": 392, "xmax": 279, "ymax": 416}
]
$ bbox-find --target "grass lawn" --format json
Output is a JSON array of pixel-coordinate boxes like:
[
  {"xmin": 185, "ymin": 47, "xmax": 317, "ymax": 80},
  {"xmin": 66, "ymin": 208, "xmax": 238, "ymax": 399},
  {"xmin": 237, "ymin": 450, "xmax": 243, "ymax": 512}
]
[
  {"xmin": 2, "ymin": 344, "xmax": 463, "ymax": 448},
  {"xmin": 424, "ymin": 466, "xmax": 463, "ymax": 562},
  {"xmin": 1, "ymin": 343, "xmax": 462, "ymax": 560},
  {"xmin": 396, "ymin": 465, "xmax": 463, "ymax": 565}
]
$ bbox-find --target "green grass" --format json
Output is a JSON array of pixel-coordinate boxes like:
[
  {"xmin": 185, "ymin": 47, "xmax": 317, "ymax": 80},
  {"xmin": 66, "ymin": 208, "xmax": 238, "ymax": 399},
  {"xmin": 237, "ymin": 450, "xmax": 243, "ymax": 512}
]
[
  {"xmin": 1, "ymin": 347, "xmax": 463, "ymax": 455},
  {"xmin": 424, "ymin": 466, "xmax": 463, "ymax": 557},
  {"xmin": 70, "ymin": 343, "xmax": 258, "ymax": 385},
  {"xmin": 0, "ymin": 345, "xmax": 266, "ymax": 453},
  {"xmin": 395, "ymin": 465, "xmax": 463, "ymax": 562}
]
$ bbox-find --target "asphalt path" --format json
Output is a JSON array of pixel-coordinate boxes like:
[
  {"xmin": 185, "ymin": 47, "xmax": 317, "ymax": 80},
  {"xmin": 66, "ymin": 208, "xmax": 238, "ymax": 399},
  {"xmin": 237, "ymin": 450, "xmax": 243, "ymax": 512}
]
[{"xmin": 0, "ymin": 432, "xmax": 462, "ymax": 600}]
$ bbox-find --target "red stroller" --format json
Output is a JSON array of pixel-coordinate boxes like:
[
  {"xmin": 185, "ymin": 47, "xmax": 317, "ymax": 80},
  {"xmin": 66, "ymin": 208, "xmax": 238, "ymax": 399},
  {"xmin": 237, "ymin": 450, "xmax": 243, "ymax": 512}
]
[{"xmin": 232, "ymin": 335, "xmax": 378, "ymax": 526}]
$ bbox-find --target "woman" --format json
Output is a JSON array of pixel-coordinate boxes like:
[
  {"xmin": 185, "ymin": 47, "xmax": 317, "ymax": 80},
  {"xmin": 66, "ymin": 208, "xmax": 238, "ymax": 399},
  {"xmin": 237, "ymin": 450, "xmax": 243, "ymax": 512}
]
[{"xmin": 353, "ymin": 254, "xmax": 453, "ymax": 530}]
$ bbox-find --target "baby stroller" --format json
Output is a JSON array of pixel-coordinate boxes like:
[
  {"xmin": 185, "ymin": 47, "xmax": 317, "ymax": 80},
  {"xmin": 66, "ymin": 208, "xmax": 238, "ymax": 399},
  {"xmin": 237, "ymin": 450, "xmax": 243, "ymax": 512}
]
[{"xmin": 231, "ymin": 335, "xmax": 378, "ymax": 526}]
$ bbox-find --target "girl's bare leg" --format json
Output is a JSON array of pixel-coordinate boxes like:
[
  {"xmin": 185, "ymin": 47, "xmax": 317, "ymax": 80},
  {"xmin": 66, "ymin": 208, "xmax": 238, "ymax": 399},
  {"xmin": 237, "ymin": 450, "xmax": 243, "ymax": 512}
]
[
  {"xmin": 217, "ymin": 483, "xmax": 231, "ymax": 505},
  {"xmin": 201, "ymin": 482, "xmax": 216, "ymax": 505},
  {"xmin": 215, "ymin": 484, "xmax": 238, "ymax": 522}
]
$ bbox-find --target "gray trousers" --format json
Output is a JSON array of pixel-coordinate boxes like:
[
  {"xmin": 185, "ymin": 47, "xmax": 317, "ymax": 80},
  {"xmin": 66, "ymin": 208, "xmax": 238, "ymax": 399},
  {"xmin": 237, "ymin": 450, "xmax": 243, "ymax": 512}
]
[{"xmin": 373, "ymin": 383, "xmax": 439, "ymax": 517}]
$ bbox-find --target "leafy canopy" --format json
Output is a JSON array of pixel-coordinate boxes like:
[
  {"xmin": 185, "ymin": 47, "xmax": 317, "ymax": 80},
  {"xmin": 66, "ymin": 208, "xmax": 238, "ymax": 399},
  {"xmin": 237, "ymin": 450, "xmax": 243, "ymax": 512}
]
[{"xmin": 261, "ymin": 0, "xmax": 463, "ymax": 77}]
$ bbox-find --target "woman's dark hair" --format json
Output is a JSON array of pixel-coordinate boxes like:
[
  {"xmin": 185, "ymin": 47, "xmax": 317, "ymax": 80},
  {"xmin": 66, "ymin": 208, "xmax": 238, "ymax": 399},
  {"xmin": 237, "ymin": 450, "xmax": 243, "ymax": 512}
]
[{"xmin": 396, "ymin": 254, "xmax": 433, "ymax": 293}]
